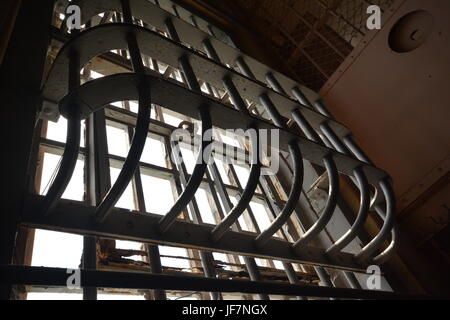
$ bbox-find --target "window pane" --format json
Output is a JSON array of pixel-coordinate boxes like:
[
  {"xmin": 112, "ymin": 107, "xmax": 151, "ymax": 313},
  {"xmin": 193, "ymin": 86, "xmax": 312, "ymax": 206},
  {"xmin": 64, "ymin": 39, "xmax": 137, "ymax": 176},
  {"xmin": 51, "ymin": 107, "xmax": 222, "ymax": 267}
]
[
  {"xmin": 106, "ymin": 124, "xmax": 128, "ymax": 157},
  {"xmin": 159, "ymin": 245, "xmax": 190, "ymax": 269},
  {"xmin": 39, "ymin": 152, "xmax": 84, "ymax": 201},
  {"xmin": 140, "ymin": 174, "xmax": 174, "ymax": 214},
  {"xmin": 141, "ymin": 134, "xmax": 167, "ymax": 167},
  {"xmin": 46, "ymin": 118, "xmax": 86, "ymax": 148},
  {"xmin": 194, "ymin": 188, "xmax": 215, "ymax": 224},
  {"xmin": 110, "ymin": 167, "xmax": 135, "ymax": 210},
  {"xmin": 31, "ymin": 229, "xmax": 83, "ymax": 268}
]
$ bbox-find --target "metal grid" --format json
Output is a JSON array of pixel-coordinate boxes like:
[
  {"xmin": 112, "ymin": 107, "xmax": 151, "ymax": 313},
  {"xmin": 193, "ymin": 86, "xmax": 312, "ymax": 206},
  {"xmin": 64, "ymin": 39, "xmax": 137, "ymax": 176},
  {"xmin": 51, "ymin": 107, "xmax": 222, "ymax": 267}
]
[{"xmin": 0, "ymin": 0, "xmax": 403, "ymax": 300}]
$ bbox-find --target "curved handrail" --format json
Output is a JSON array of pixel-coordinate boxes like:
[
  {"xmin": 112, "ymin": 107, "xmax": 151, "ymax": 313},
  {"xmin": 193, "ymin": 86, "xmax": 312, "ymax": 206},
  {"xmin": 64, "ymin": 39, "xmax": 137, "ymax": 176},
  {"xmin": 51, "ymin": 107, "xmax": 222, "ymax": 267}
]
[
  {"xmin": 158, "ymin": 105, "xmax": 213, "ymax": 233},
  {"xmin": 94, "ymin": 80, "xmax": 151, "ymax": 223},
  {"xmin": 325, "ymin": 166, "xmax": 370, "ymax": 256},
  {"xmin": 292, "ymin": 154, "xmax": 339, "ymax": 252},
  {"xmin": 41, "ymin": 106, "xmax": 81, "ymax": 216},
  {"xmin": 254, "ymin": 142, "xmax": 303, "ymax": 248},
  {"xmin": 41, "ymin": 50, "xmax": 81, "ymax": 216},
  {"xmin": 355, "ymin": 178, "xmax": 397, "ymax": 264},
  {"xmin": 210, "ymin": 130, "xmax": 261, "ymax": 242}
]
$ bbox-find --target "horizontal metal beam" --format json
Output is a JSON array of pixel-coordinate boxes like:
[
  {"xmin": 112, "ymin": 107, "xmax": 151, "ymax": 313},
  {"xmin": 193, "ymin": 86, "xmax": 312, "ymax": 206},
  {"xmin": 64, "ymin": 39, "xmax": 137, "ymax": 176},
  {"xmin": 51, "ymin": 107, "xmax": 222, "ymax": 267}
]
[
  {"xmin": 0, "ymin": 265, "xmax": 427, "ymax": 299},
  {"xmin": 22, "ymin": 194, "xmax": 365, "ymax": 271}
]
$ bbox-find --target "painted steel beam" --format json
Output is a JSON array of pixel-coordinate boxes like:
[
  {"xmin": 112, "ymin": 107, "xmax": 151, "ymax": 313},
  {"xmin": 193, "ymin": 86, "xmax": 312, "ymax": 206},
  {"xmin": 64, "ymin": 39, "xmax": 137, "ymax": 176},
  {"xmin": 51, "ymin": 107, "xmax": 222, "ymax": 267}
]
[{"xmin": 21, "ymin": 194, "xmax": 365, "ymax": 272}]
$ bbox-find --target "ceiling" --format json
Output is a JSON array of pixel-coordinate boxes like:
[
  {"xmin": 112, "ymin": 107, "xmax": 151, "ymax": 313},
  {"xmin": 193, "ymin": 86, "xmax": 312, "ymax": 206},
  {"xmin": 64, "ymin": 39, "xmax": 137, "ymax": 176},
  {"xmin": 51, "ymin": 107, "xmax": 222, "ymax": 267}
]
[{"xmin": 205, "ymin": 0, "xmax": 395, "ymax": 91}]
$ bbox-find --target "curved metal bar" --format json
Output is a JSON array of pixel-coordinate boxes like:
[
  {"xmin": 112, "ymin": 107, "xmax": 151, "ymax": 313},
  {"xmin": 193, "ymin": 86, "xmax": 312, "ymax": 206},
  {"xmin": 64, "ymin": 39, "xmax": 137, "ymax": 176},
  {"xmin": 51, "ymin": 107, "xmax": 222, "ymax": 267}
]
[
  {"xmin": 373, "ymin": 224, "xmax": 398, "ymax": 265},
  {"xmin": 326, "ymin": 167, "xmax": 370, "ymax": 256},
  {"xmin": 292, "ymin": 86, "xmax": 313, "ymax": 108},
  {"xmin": 266, "ymin": 72, "xmax": 287, "ymax": 96},
  {"xmin": 355, "ymin": 179, "xmax": 396, "ymax": 264},
  {"xmin": 292, "ymin": 154, "xmax": 339, "ymax": 252},
  {"xmin": 291, "ymin": 109, "xmax": 322, "ymax": 143},
  {"xmin": 94, "ymin": 82, "xmax": 151, "ymax": 223},
  {"xmin": 158, "ymin": 105, "xmax": 213, "ymax": 233},
  {"xmin": 41, "ymin": 108, "xmax": 81, "ymax": 216},
  {"xmin": 342, "ymin": 135, "xmax": 373, "ymax": 165},
  {"xmin": 316, "ymin": 103, "xmax": 398, "ymax": 263},
  {"xmin": 320, "ymin": 121, "xmax": 349, "ymax": 155},
  {"xmin": 255, "ymin": 142, "xmax": 303, "ymax": 248},
  {"xmin": 210, "ymin": 132, "xmax": 261, "ymax": 242},
  {"xmin": 41, "ymin": 49, "xmax": 81, "ymax": 216}
]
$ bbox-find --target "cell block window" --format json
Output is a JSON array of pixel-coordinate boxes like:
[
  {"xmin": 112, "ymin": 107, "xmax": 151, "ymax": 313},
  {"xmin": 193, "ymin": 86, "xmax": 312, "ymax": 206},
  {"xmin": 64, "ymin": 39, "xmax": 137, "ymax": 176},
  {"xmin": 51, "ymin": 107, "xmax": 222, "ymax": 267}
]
[
  {"xmin": 159, "ymin": 245, "xmax": 190, "ymax": 269},
  {"xmin": 194, "ymin": 187, "xmax": 216, "ymax": 225},
  {"xmin": 31, "ymin": 229, "xmax": 83, "ymax": 269},
  {"xmin": 110, "ymin": 166, "xmax": 136, "ymax": 210},
  {"xmin": 140, "ymin": 134, "xmax": 168, "ymax": 168},
  {"xmin": 39, "ymin": 152, "xmax": 85, "ymax": 202},
  {"xmin": 250, "ymin": 201, "xmax": 283, "ymax": 238},
  {"xmin": 106, "ymin": 122, "xmax": 129, "ymax": 158},
  {"xmin": 46, "ymin": 118, "xmax": 86, "ymax": 148},
  {"xmin": 140, "ymin": 174, "xmax": 174, "ymax": 214}
]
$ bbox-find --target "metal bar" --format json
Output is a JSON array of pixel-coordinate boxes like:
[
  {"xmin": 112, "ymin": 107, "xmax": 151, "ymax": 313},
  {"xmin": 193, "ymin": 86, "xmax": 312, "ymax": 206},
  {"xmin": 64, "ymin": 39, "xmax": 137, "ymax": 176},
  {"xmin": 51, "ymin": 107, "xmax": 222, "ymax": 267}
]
[
  {"xmin": 255, "ymin": 143, "xmax": 303, "ymax": 248},
  {"xmin": 210, "ymin": 139, "xmax": 261, "ymax": 242},
  {"xmin": 158, "ymin": 106, "xmax": 212, "ymax": 233},
  {"xmin": 266, "ymin": 72, "xmax": 287, "ymax": 96},
  {"xmin": 236, "ymin": 56, "xmax": 256, "ymax": 79},
  {"xmin": 326, "ymin": 167, "xmax": 370, "ymax": 256},
  {"xmin": 255, "ymin": 92, "xmax": 303, "ymax": 248},
  {"xmin": 94, "ymin": 0, "xmax": 151, "ymax": 223},
  {"xmin": 0, "ymin": 265, "xmax": 427, "ymax": 299},
  {"xmin": 170, "ymin": 139, "xmax": 221, "ymax": 300},
  {"xmin": 356, "ymin": 179, "xmax": 396, "ymax": 264},
  {"xmin": 58, "ymin": 73, "xmax": 386, "ymax": 184},
  {"xmin": 222, "ymin": 76, "xmax": 250, "ymax": 114},
  {"xmin": 314, "ymin": 99, "xmax": 397, "ymax": 264},
  {"xmin": 241, "ymin": 257, "xmax": 269, "ymax": 300},
  {"xmin": 84, "ymin": 91, "xmax": 112, "ymax": 300},
  {"xmin": 41, "ymin": 49, "xmax": 81, "ymax": 217},
  {"xmin": 202, "ymin": 38, "xmax": 221, "ymax": 63},
  {"xmin": 164, "ymin": 17, "xmax": 181, "ymax": 43},
  {"xmin": 292, "ymin": 86, "xmax": 313, "ymax": 108},
  {"xmin": 21, "ymin": 194, "xmax": 367, "ymax": 271},
  {"xmin": 44, "ymin": 23, "xmax": 354, "ymax": 141},
  {"xmin": 146, "ymin": 244, "xmax": 167, "ymax": 300},
  {"xmin": 292, "ymin": 155, "xmax": 339, "ymax": 252},
  {"xmin": 94, "ymin": 81, "xmax": 150, "ymax": 223},
  {"xmin": 124, "ymin": 118, "xmax": 167, "ymax": 300}
]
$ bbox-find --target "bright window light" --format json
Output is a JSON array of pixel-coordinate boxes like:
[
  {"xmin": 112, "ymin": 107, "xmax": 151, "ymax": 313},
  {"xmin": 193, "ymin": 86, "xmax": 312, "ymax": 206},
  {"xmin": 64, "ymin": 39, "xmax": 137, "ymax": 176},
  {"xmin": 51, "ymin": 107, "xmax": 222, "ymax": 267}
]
[
  {"xmin": 31, "ymin": 229, "xmax": 83, "ymax": 268},
  {"xmin": 159, "ymin": 245, "xmax": 190, "ymax": 269},
  {"xmin": 46, "ymin": 118, "xmax": 86, "ymax": 148},
  {"xmin": 141, "ymin": 134, "xmax": 167, "ymax": 167},
  {"xmin": 106, "ymin": 124, "xmax": 129, "ymax": 157},
  {"xmin": 180, "ymin": 145, "xmax": 196, "ymax": 173},
  {"xmin": 194, "ymin": 188, "xmax": 216, "ymax": 224},
  {"xmin": 39, "ymin": 153, "xmax": 84, "ymax": 201},
  {"xmin": 28, "ymin": 292, "xmax": 82, "ymax": 300},
  {"xmin": 140, "ymin": 174, "xmax": 174, "ymax": 214},
  {"xmin": 110, "ymin": 167, "xmax": 136, "ymax": 210},
  {"xmin": 212, "ymin": 157, "xmax": 231, "ymax": 184}
]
